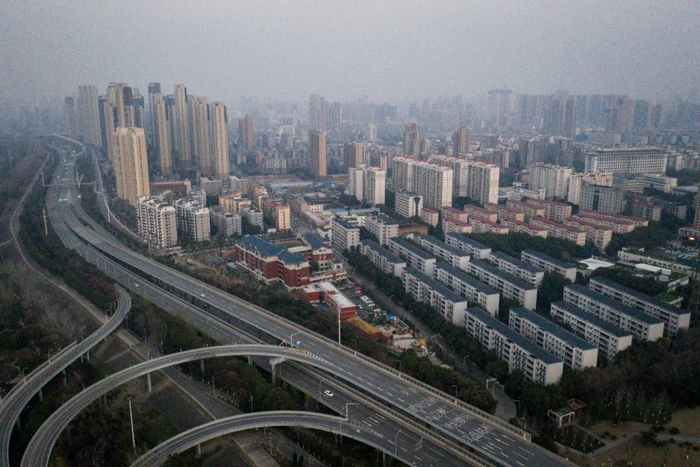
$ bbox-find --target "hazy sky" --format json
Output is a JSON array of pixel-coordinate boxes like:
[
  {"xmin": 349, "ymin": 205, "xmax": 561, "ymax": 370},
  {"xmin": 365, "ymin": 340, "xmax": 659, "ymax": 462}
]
[{"xmin": 1, "ymin": 0, "xmax": 698, "ymax": 105}]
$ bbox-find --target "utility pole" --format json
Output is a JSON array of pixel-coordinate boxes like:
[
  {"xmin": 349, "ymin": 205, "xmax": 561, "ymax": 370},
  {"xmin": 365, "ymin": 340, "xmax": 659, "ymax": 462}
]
[
  {"xmin": 127, "ymin": 396, "xmax": 136, "ymax": 453},
  {"xmin": 42, "ymin": 208, "xmax": 48, "ymax": 236}
]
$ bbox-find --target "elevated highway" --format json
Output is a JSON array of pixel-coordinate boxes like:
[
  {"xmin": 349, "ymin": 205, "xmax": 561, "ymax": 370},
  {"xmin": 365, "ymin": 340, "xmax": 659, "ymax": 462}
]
[{"xmin": 42, "ymin": 139, "xmax": 572, "ymax": 467}]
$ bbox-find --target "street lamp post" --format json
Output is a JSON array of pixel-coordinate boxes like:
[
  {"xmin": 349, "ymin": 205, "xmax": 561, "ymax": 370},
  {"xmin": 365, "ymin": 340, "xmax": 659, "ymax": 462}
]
[
  {"xmin": 394, "ymin": 429, "xmax": 402, "ymax": 457},
  {"xmin": 127, "ymin": 396, "xmax": 136, "ymax": 453}
]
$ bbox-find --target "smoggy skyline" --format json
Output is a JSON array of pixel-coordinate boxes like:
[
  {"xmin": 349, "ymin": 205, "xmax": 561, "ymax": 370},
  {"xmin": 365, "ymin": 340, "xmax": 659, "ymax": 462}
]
[{"xmin": 1, "ymin": 0, "xmax": 699, "ymax": 105}]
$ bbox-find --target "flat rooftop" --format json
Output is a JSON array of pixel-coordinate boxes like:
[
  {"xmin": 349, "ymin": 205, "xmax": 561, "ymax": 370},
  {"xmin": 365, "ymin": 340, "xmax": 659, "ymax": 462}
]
[
  {"xmin": 565, "ymin": 284, "xmax": 663, "ymax": 325},
  {"xmin": 522, "ymin": 249, "xmax": 575, "ymax": 270},
  {"xmin": 403, "ymin": 267, "xmax": 466, "ymax": 304},
  {"xmin": 389, "ymin": 237, "xmax": 436, "ymax": 261},
  {"xmin": 360, "ymin": 239, "xmax": 405, "ymax": 264},
  {"xmin": 551, "ymin": 301, "xmax": 632, "ymax": 337},
  {"xmin": 510, "ymin": 307, "xmax": 596, "ymax": 350},
  {"xmin": 589, "ymin": 277, "xmax": 690, "ymax": 318},
  {"xmin": 435, "ymin": 262, "xmax": 498, "ymax": 295},
  {"xmin": 445, "ymin": 233, "xmax": 491, "ymax": 251},
  {"xmin": 490, "ymin": 251, "xmax": 542, "ymax": 274},
  {"xmin": 469, "ymin": 259, "xmax": 536, "ymax": 291},
  {"xmin": 466, "ymin": 307, "xmax": 562, "ymax": 364}
]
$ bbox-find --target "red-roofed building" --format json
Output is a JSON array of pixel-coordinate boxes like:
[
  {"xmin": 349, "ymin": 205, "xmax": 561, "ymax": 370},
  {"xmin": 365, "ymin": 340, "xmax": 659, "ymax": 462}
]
[{"xmin": 529, "ymin": 217, "xmax": 587, "ymax": 245}]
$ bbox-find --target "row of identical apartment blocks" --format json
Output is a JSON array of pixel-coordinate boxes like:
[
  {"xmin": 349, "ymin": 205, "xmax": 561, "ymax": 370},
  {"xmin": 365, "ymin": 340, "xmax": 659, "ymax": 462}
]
[
  {"xmin": 562, "ymin": 284, "xmax": 665, "ymax": 341},
  {"xmin": 463, "ymin": 307, "xmax": 564, "ymax": 385},
  {"xmin": 360, "ymin": 234, "xmax": 583, "ymax": 384},
  {"xmin": 587, "ymin": 277, "xmax": 691, "ymax": 335}
]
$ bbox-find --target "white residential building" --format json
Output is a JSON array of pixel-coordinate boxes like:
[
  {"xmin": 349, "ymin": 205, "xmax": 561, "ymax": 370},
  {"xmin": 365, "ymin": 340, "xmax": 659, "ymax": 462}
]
[
  {"xmin": 584, "ymin": 147, "xmax": 668, "ymax": 174},
  {"xmin": 466, "ymin": 259, "xmax": 538, "ymax": 310},
  {"xmin": 359, "ymin": 239, "xmax": 407, "ymax": 276},
  {"xmin": 387, "ymin": 237, "xmax": 437, "ymax": 276},
  {"xmin": 489, "ymin": 251, "xmax": 545, "ymax": 287},
  {"xmin": 588, "ymin": 277, "xmax": 691, "ymax": 335},
  {"xmin": 411, "ymin": 234, "xmax": 470, "ymax": 270},
  {"xmin": 136, "ymin": 196, "xmax": 178, "ymax": 248},
  {"xmin": 430, "ymin": 154, "xmax": 470, "ymax": 197},
  {"xmin": 241, "ymin": 207, "xmax": 264, "ymax": 230},
  {"xmin": 365, "ymin": 214, "xmax": 399, "ymax": 245},
  {"xmin": 521, "ymin": 249, "xmax": 577, "ymax": 282},
  {"xmin": 394, "ymin": 191, "xmax": 424, "ymax": 219},
  {"xmin": 528, "ymin": 164, "xmax": 573, "ymax": 200},
  {"xmin": 551, "ymin": 301, "xmax": 633, "ymax": 361},
  {"xmin": 348, "ymin": 164, "xmax": 386, "ymax": 206},
  {"xmin": 466, "ymin": 161, "xmax": 499, "ymax": 206},
  {"xmin": 212, "ymin": 210, "xmax": 242, "ymax": 237},
  {"xmin": 434, "ymin": 262, "xmax": 500, "ymax": 316},
  {"xmin": 174, "ymin": 198, "xmax": 211, "ymax": 242},
  {"xmin": 567, "ymin": 172, "xmax": 614, "ymax": 205},
  {"xmin": 391, "ymin": 157, "xmax": 453, "ymax": 209},
  {"xmin": 463, "ymin": 307, "xmax": 564, "ymax": 385},
  {"xmin": 444, "ymin": 233, "xmax": 492, "ymax": 260},
  {"xmin": 509, "ymin": 307, "xmax": 598, "ymax": 370},
  {"xmin": 563, "ymin": 284, "xmax": 665, "ymax": 341},
  {"xmin": 331, "ymin": 218, "xmax": 360, "ymax": 253},
  {"xmin": 402, "ymin": 267, "xmax": 469, "ymax": 325}
]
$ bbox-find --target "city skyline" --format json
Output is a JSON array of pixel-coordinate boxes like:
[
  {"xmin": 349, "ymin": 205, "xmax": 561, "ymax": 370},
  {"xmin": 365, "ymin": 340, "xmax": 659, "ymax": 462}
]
[{"xmin": 1, "ymin": 1, "xmax": 698, "ymax": 106}]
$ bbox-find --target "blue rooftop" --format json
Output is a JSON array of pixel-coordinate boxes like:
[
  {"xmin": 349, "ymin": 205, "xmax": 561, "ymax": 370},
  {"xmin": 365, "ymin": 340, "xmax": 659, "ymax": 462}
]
[
  {"xmin": 466, "ymin": 307, "xmax": 562, "ymax": 364},
  {"xmin": 565, "ymin": 284, "xmax": 663, "ymax": 325},
  {"xmin": 238, "ymin": 235, "xmax": 284, "ymax": 257},
  {"xmin": 332, "ymin": 217, "xmax": 359, "ymax": 230},
  {"xmin": 361, "ymin": 239, "xmax": 405, "ymax": 264},
  {"xmin": 237, "ymin": 236, "xmax": 306, "ymax": 264},
  {"xmin": 521, "ymin": 249, "xmax": 575, "ymax": 270},
  {"xmin": 589, "ymin": 277, "xmax": 690, "ymax": 318},
  {"xmin": 303, "ymin": 232, "xmax": 327, "ymax": 250},
  {"xmin": 435, "ymin": 262, "xmax": 497, "ymax": 295},
  {"xmin": 491, "ymin": 251, "xmax": 542, "ymax": 274},
  {"xmin": 469, "ymin": 259, "xmax": 536, "ymax": 291},
  {"xmin": 509, "ymin": 307, "xmax": 596, "ymax": 350},
  {"xmin": 551, "ymin": 301, "xmax": 632, "ymax": 337},
  {"xmin": 389, "ymin": 237, "xmax": 436, "ymax": 261},
  {"xmin": 403, "ymin": 267, "xmax": 466, "ymax": 304}
]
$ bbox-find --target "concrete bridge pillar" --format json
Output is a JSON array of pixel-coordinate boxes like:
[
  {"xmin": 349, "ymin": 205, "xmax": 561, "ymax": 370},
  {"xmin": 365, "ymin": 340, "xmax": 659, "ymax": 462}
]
[
  {"xmin": 196, "ymin": 443, "xmax": 202, "ymax": 457},
  {"xmin": 38, "ymin": 387, "xmax": 43, "ymax": 402},
  {"xmin": 147, "ymin": 373, "xmax": 152, "ymax": 393}
]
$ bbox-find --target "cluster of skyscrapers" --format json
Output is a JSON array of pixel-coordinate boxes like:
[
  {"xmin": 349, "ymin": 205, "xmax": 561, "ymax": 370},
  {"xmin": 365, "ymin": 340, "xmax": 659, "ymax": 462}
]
[{"xmin": 67, "ymin": 82, "xmax": 230, "ymax": 207}]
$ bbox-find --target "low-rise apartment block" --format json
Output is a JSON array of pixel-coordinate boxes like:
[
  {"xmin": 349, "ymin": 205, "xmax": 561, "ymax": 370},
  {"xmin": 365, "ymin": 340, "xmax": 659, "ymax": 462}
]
[
  {"xmin": 462, "ymin": 307, "xmax": 563, "ymax": 385},
  {"xmin": 434, "ymin": 263, "xmax": 499, "ymax": 315},
  {"xmin": 526, "ymin": 199, "xmax": 572, "ymax": 222},
  {"xmin": 445, "ymin": 233, "xmax": 492, "ymax": 260},
  {"xmin": 402, "ymin": 267, "xmax": 468, "ymax": 325},
  {"xmin": 331, "ymin": 218, "xmax": 360, "ymax": 253},
  {"xmin": 420, "ymin": 207, "xmax": 439, "ymax": 227},
  {"xmin": 441, "ymin": 206, "xmax": 469, "ymax": 222},
  {"xmin": 387, "ymin": 237, "xmax": 437, "ymax": 276},
  {"xmin": 359, "ymin": 239, "xmax": 407, "ymax": 276},
  {"xmin": 569, "ymin": 212, "xmax": 635, "ymax": 234},
  {"xmin": 500, "ymin": 218, "xmax": 548, "ymax": 238},
  {"xmin": 506, "ymin": 199, "xmax": 544, "ymax": 221},
  {"xmin": 489, "ymin": 251, "xmax": 545, "ymax": 287},
  {"xmin": 521, "ymin": 249, "xmax": 577, "ymax": 282},
  {"xmin": 466, "ymin": 259, "xmax": 538, "ymax": 309},
  {"xmin": 562, "ymin": 218, "xmax": 612, "ymax": 250},
  {"xmin": 487, "ymin": 203, "xmax": 525, "ymax": 222},
  {"xmin": 442, "ymin": 217, "xmax": 474, "ymax": 234},
  {"xmin": 588, "ymin": 277, "xmax": 691, "ymax": 335},
  {"xmin": 509, "ymin": 307, "xmax": 598, "ymax": 370},
  {"xmin": 551, "ymin": 301, "xmax": 633, "ymax": 361},
  {"xmin": 365, "ymin": 214, "xmax": 399, "ymax": 245},
  {"xmin": 530, "ymin": 217, "xmax": 587, "ymax": 246},
  {"xmin": 470, "ymin": 216, "xmax": 510, "ymax": 234},
  {"xmin": 578, "ymin": 209, "xmax": 649, "ymax": 229},
  {"xmin": 563, "ymin": 284, "xmax": 665, "ymax": 341},
  {"xmin": 463, "ymin": 204, "xmax": 498, "ymax": 222},
  {"xmin": 412, "ymin": 234, "xmax": 470, "ymax": 270}
]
